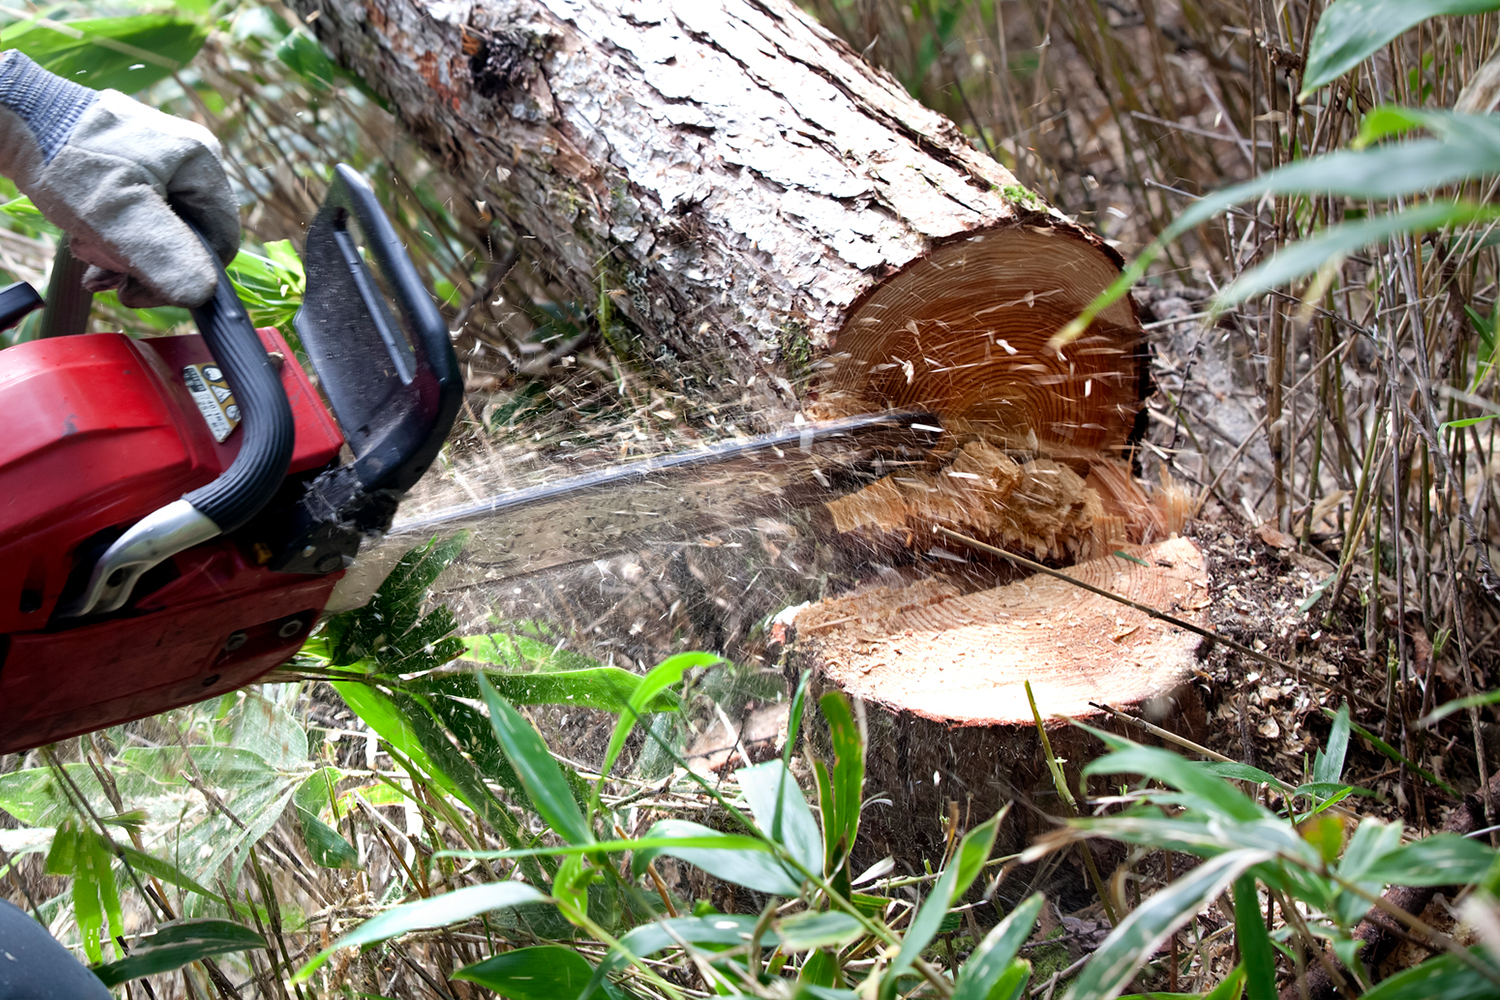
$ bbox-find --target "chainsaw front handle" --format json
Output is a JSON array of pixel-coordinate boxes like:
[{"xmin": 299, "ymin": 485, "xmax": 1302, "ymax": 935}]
[
  {"xmin": 67, "ymin": 226, "xmax": 294, "ymax": 617},
  {"xmin": 296, "ymin": 164, "xmax": 461, "ymax": 494}
]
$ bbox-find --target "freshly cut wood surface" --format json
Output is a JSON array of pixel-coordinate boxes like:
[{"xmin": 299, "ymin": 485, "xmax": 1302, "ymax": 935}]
[
  {"xmin": 794, "ymin": 536, "xmax": 1209, "ymax": 725},
  {"xmin": 816, "ymin": 226, "xmax": 1145, "ymax": 458}
]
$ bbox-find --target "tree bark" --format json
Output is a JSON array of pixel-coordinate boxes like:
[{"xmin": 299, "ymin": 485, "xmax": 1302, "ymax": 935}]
[{"xmin": 296, "ymin": 0, "xmax": 1145, "ymax": 449}]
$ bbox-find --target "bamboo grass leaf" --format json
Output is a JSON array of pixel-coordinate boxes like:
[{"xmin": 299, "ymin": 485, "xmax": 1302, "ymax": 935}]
[
  {"xmin": 775, "ymin": 910, "xmax": 865, "ymax": 951},
  {"xmin": 952, "ymin": 893, "xmax": 1044, "ymax": 1000},
  {"xmin": 1216, "ymin": 202, "xmax": 1500, "ymax": 307},
  {"xmin": 883, "ymin": 861, "xmax": 959, "ymax": 997},
  {"xmin": 93, "ymin": 920, "xmax": 265, "ymax": 988},
  {"xmin": 477, "ymin": 673, "xmax": 594, "ymax": 845},
  {"xmin": 1314, "ymin": 704, "xmax": 1352, "ymax": 786},
  {"xmin": 818, "ymin": 692, "xmax": 865, "ymax": 880},
  {"xmin": 0, "ymin": 14, "xmax": 208, "ymax": 93},
  {"xmin": 599, "ymin": 651, "xmax": 720, "ymax": 785},
  {"xmin": 737, "ymin": 759, "xmax": 823, "ymax": 877},
  {"xmin": 455, "ymin": 944, "xmax": 625, "ymax": 999},
  {"xmin": 1360, "ymin": 833, "xmax": 1496, "ymax": 886},
  {"xmin": 1302, "ymin": 0, "xmax": 1500, "ymax": 94},
  {"xmin": 1082, "ymin": 742, "xmax": 1268, "ymax": 823},
  {"xmin": 292, "ymin": 881, "xmax": 549, "ymax": 981},
  {"xmin": 1063, "ymin": 850, "xmax": 1275, "ymax": 1000},
  {"xmin": 1233, "ymin": 877, "xmax": 1276, "ymax": 1000},
  {"xmin": 631, "ymin": 818, "xmax": 803, "ymax": 895},
  {"xmin": 581, "ymin": 914, "xmax": 782, "ymax": 998},
  {"xmin": 1060, "ymin": 125, "xmax": 1500, "ymax": 346},
  {"xmin": 1359, "ymin": 948, "xmax": 1500, "ymax": 999}
]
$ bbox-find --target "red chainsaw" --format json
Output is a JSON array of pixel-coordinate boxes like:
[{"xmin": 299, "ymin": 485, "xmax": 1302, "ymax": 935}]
[
  {"xmin": 0, "ymin": 165, "xmax": 464, "ymax": 753},
  {"xmin": 0, "ymin": 164, "xmax": 936, "ymax": 755}
]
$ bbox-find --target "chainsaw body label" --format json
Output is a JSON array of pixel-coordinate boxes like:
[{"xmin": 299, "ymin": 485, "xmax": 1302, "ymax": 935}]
[{"xmin": 182, "ymin": 364, "xmax": 240, "ymax": 442}]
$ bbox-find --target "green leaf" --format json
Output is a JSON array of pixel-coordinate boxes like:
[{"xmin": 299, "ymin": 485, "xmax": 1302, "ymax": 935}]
[
  {"xmin": 476, "ymin": 674, "xmax": 593, "ymax": 846},
  {"xmin": 599, "ymin": 651, "xmax": 719, "ymax": 783},
  {"xmin": 93, "ymin": 919, "xmax": 264, "ymax": 988},
  {"xmin": 818, "ymin": 691, "xmax": 865, "ymax": 878},
  {"xmin": 582, "ymin": 914, "xmax": 780, "ymax": 998},
  {"xmin": 1420, "ymin": 688, "xmax": 1500, "ymax": 726},
  {"xmin": 402, "ymin": 682, "xmax": 524, "ymax": 797},
  {"xmin": 223, "ymin": 689, "xmax": 309, "ymax": 771},
  {"xmin": 1361, "ymin": 833, "xmax": 1496, "ymax": 886},
  {"xmin": 1313, "ymin": 704, "xmax": 1351, "ymax": 786},
  {"xmin": 0, "ymin": 194, "xmax": 59, "ymax": 235},
  {"xmin": 799, "ymin": 947, "xmax": 842, "ymax": 987},
  {"xmin": 785, "ymin": 671, "xmax": 812, "ymax": 767},
  {"xmin": 793, "ymin": 986, "xmax": 861, "ymax": 1000},
  {"xmin": 989, "ymin": 959, "xmax": 1032, "ymax": 1000},
  {"xmin": 322, "ymin": 535, "xmax": 467, "ymax": 668},
  {"xmin": 1067, "ymin": 814, "xmax": 1316, "ymax": 866},
  {"xmin": 1082, "ymin": 739, "xmax": 1267, "ymax": 823},
  {"xmin": 738, "ymin": 759, "xmax": 823, "ymax": 879},
  {"xmin": 455, "ymin": 945, "xmax": 623, "ymax": 999},
  {"xmin": 1303, "ymin": 0, "xmax": 1500, "ymax": 94},
  {"xmin": 274, "ymin": 26, "xmax": 337, "ymax": 89},
  {"xmin": 462, "ymin": 629, "xmax": 603, "ymax": 673},
  {"xmin": 438, "ymin": 831, "xmax": 779, "ymax": 863},
  {"xmin": 1206, "ymin": 966, "xmax": 1248, "ymax": 1000},
  {"xmin": 228, "ymin": 243, "xmax": 305, "ymax": 330},
  {"xmin": 1338, "ymin": 710, "xmax": 1459, "ymax": 796},
  {"xmin": 1063, "ymin": 850, "xmax": 1274, "ymax": 1000},
  {"xmin": 1, "ymin": 15, "xmax": 208, "ymax": 93},
  {"xmin": 440, "ymin": 667, "xmax": 681, "ymax": 713},
  {"xmin": 1060, "ymin": 110, "xmax": 1500, "ymax": 346},
  {"xmin": 632, "ymin": 819, "xmax": 802, "ymax": 895},
  {"xmin": 293, "ymin": 881, "xmax": 549, "ymax": 982},
  {"xmin": 335, "ymin": 680, "xmax": 544, "ymax": 884},
  {"xmin": 951, "ymin": 812, "xmax": 1004, "ymax": 904},
  {"xmin": 1197, "ymin": 762, "xmax": 1292, "ymax": 792},
  {"xmin": 293, "ymin": 769, "xmax": 359, "ymax": 870},
  {"xmin": 1442, "ymin": 415, "xmax": 1500, "ymax": 430},
  {"xmin": 1217, "ymin": 202, "xmax": 1500, "ymax": 307},
  {"xmin": 91, "ymin": 833, "xmax": 123, "ymax": 963},
  {"xmin": 885, "ymin": 861, "xmax": 961, "ymax": 996},
  {"xmin": 1360, "ymin": 949, "xmax": 1500, "ymax": 999},
  {"xmin": 332, "ymin": 682, "xmax": 449, "ymax": 793},
  {"xmin": 953, "ymin": 893, "xmax": 1044, "ymax": 1000},
  {"xmin": 776, "ymin": 910, "xmax": 865, "ymax": 951},
  {"xmin": 1232, "ymin": 878, "xmax": 1275, "ymax": 1000}
]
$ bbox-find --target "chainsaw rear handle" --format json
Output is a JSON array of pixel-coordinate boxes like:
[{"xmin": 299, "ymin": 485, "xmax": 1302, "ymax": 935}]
[{"xmin": 67, "ymin": 226, "xmax": 295, "ymax": 617}]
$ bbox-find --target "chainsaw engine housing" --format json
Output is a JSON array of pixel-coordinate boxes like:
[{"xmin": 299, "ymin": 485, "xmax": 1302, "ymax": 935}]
[{"xmin": 0, "ymin": 164, "xmax": 460, "ymax": 753}]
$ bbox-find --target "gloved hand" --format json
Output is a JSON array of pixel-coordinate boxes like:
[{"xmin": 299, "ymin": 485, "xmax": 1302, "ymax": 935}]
[{"xmin": 0, "ymin": 50, "xmax": 239, "ymax": 308}]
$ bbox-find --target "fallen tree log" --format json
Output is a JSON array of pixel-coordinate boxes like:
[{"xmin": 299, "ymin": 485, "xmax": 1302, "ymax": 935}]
[{"xmin": 295, "ymin": 0, "xmax": 1146, "ymax": 451}]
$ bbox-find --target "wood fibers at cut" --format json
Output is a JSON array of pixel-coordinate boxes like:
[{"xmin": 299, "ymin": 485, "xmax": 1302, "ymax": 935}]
[
  {"xmin": 794, "ymin": 536, "xmax": 1208, "ymax": 725},
  {"xmin": 825, "ymin": 439, "xmax": 1125, "ymax": 560}
]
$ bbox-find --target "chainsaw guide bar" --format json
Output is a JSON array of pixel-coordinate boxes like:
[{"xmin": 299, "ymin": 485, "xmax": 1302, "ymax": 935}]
[{"xmin": 328, "ymin": 411, "xmax": 942, "ymax": 612}]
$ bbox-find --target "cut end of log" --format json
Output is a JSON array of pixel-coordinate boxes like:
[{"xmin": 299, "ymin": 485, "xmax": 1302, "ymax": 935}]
[
  {"xmin": 815, "ymin": 224, "xmax": 1145, "ymax": 461},
  {"xmin": 792, "ymin": 536, "xmax": 1209, "ymax": 726}
]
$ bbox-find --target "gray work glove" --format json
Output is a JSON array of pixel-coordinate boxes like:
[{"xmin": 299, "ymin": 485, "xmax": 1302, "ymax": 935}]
[{"xmin": 0, "ymin": 50, "xmax": 239, "ymax": 308}]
